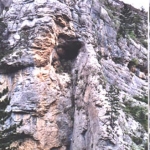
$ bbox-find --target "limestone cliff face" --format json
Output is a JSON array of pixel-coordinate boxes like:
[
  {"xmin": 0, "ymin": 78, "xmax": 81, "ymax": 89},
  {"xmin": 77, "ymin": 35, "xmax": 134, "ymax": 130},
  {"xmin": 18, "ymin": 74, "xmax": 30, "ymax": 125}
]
[{"xmin": 0, "ymin": 0, "xmax": 148, "ymax": 150}]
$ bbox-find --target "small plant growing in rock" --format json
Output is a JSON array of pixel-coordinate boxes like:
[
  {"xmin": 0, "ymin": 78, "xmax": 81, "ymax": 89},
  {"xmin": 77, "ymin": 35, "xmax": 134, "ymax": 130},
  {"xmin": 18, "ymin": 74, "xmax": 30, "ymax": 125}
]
[
  {"xmin": 0, "ymin": 87, "xmax": 10, "ymax": 124},
  {"xmin": 0, "ymin": 86, "xmax": 24, "ymax": 149},
  {"xmin": 0, "ymin": 1, "xmax": 13, "ymax": 60},
  {"xmin": 106, "ymin": 85, "xmax": 121, "ymax": 129},
  {"xmin": 124, "ymin": 102, "xmax": 147, "ymax": 132},
  {"xmin": 140, "ymin": 39, "xmax": 147, "ymax": 48},
  {"xmin": 133, "ymin": 95, "xmax": 148, "ymax": 104},
  {"xmin": 128, "ymin": 58, "xmax": 139, "ymax": 70},
  {"xmin": 128, "ymin": 31, "xmax": 136, "ymax": 40},
  {"xmin": 131, "ymin": 58, "xmax": 139, "ymax": 66}
]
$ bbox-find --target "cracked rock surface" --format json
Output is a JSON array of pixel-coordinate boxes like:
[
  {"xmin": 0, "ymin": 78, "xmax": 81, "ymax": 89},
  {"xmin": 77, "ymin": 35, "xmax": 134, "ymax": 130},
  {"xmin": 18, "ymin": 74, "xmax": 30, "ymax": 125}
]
[{"xmin": 0, "ymin": 0, "xmax": 148, "ymax": 150}]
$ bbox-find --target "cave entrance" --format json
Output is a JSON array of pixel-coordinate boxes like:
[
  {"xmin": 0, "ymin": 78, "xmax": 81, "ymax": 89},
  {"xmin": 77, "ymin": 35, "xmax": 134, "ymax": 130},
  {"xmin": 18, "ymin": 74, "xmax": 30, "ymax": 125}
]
[{"xmin": 56, "ymin": 40, "xmax": 83, "ymax": 60}]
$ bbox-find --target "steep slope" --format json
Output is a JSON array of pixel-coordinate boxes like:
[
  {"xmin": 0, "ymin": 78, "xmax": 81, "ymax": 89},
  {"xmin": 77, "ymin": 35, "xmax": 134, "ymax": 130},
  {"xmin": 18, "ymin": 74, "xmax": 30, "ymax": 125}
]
[{"xmin": 0, "ymin": 0, "xmax": 148, "ymax": 150}]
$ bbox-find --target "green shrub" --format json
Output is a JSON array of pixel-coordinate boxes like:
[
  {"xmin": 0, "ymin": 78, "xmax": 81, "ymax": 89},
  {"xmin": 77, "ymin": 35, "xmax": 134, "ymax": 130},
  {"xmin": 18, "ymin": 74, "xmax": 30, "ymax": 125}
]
[
  {"xmin": 133, "ymin": 96, "xmax": 148, "ymax": 104},
  {"xmin": 124, "ymin": 103, "xmax": 147, "ymax": 132},
  {"xmin": 128, "ymin": 31, "xmax": 136, "ymax": 40},
  {"xmin": 131, "ymin": 136, "xmax": 143, "ymax": 145},
  {"xmin": 140, "ymin": 39, "xmax": 147, "ymax": 49},
  {"xmin": 106, "ymin": 85, "xmax": 121, "ymax": 128},
  {"xmin": 130, "ymin": 58, "xmax": 139, "ymax": 66}
]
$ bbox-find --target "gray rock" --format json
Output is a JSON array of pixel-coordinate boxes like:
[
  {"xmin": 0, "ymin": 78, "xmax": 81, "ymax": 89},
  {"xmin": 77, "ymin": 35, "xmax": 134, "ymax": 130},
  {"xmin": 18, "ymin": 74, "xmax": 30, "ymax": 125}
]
[{"xmin": 0, "ymin": 0, "xmax": 147, "ymax": 150}]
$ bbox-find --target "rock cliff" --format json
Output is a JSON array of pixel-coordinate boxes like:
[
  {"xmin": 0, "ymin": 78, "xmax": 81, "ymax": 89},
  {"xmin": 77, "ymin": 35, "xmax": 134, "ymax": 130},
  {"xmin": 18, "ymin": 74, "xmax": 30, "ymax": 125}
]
[{"xmin": 0, "ymin": 0, "xmax": 148, "ymax": 150}]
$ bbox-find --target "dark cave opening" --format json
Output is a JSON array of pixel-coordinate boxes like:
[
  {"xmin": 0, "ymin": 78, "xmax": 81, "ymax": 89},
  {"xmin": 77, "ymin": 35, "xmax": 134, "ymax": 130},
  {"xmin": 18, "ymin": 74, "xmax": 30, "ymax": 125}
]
[{"xmin": 56, "ymin": 40, "xmax": 83, "ymax": 60}]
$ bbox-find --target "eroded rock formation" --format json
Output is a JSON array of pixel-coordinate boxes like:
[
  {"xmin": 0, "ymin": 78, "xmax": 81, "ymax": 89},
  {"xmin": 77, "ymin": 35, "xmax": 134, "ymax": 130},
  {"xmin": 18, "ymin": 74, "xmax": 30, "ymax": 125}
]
[{"xmin": 0, "ymin": 0, "xmax": 148, "ymax": 150}]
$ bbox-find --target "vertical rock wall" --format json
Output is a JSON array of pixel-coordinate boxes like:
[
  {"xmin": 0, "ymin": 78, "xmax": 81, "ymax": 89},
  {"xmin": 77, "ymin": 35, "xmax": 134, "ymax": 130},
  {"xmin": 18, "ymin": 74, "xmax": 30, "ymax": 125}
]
[{"xmin": 0, "ymin": 0, "xmax": 148, "ymax": 150}]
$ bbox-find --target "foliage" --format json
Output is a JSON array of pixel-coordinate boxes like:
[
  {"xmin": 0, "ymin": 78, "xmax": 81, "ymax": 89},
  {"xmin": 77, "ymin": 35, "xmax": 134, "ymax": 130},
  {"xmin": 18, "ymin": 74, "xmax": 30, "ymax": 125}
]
[
  {"xmin": 130, "ymin": 58, "xmax": 139, "ymax": 66},
  {"xmin": 106, "ymin": 85, "xmax": 121, "ymax": 129},
  {"xmin": 128, "ymin": 31, "xmax": 136, "ymax": 40},
  {"xmin": 0, "ymin": 86, "xmax": 24, "ymax": 149},
  {"xmin": 0, "ymin": 9, "xmax": 13, "ymax": 60},
  {"xmin": 124, "ymin": 102, "xmax": 147, "ymax": 132},
  {"xmin": 131, "ymin": 136, "xmax": 143, "ymax": 145},
  {"xmin": 0, "ymin": 87, "xmax": 10, "ymax": 124},
  {"xmin": 116, "ymin": 33, "xmax": 122, "ymax": 40},
  {"xmin": 133, "ymin": 96, "xmax": 148, "ymax": 104},
  {"xmin": 140, "ymin": 39, "xmax": 147, "ymax": 49},
  {"xmin": 133, "ymin": 14, "xmax": 142, "ymax": 24},
  {"xmin": 118, "ymin": 4, "xmax": 133, "ymax": 38},
  {"xmin": 143, "ymin": 140, "xmax": 148, "ymax": 150},
  {"xmin": 131, "ymin": 138, "xmax": 148, "ymax": 150},
  {"xmin": 117, "ymin": 3, "xmax": 146, "ymax": 45}
]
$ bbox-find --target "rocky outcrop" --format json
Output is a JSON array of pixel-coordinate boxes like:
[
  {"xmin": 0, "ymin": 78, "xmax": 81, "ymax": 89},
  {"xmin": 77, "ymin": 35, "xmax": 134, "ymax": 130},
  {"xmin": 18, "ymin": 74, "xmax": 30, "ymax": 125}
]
[{"xmin": 0, "ymin": 0, "xmax": 148, "ymax": 150}]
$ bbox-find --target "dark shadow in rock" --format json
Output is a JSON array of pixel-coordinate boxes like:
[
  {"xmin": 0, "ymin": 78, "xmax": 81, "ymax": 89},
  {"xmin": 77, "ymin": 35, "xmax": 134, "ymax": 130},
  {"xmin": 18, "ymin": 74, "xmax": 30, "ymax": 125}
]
[
  {"xmin": 0, "ymin": 64, "xmax": 34, "ymax": 74},
  {"xmin": 54, "ymin": 39, "xmax": 84, "ymax": 74},
  {"xmin": 56, "ymin": 40, "xmax": 83, "ymax": 60},
  {"xmin": 112, "ymin": 57, "xmax": 123, "ymax": 65},
  {"xmin": 128, "ymin": 61, "xmax": 147, "ymax": 80}
]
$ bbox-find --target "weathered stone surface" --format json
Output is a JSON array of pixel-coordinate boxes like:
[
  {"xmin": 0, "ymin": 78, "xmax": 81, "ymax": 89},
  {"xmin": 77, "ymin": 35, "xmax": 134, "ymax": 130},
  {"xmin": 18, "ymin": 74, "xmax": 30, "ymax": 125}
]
[{"xmin": 0, "ymin": 0, "xmax": 148, "ymax": 150}]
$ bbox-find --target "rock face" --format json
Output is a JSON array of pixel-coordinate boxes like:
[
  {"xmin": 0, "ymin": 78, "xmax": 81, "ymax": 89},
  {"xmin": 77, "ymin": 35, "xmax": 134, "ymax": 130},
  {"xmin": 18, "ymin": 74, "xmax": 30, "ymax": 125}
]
[{"xmin": 0, "ymin": 0, "xmax": 148, "ymax": 150}]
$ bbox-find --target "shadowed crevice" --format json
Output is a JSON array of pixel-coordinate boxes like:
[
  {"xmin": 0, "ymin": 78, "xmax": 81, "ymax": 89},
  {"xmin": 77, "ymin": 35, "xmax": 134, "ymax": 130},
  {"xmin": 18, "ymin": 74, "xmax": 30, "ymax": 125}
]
[{"xmin": 56, "ymin": 40, "xmax": 83, "ymax": 60}]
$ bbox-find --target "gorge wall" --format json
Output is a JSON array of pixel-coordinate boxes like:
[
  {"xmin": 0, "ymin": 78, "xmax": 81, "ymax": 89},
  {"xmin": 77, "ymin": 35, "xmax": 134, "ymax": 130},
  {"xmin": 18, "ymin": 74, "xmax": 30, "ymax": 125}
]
[{"xmin": 0, "ymin": 0, "xmax": 148, "ymax": 150}]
